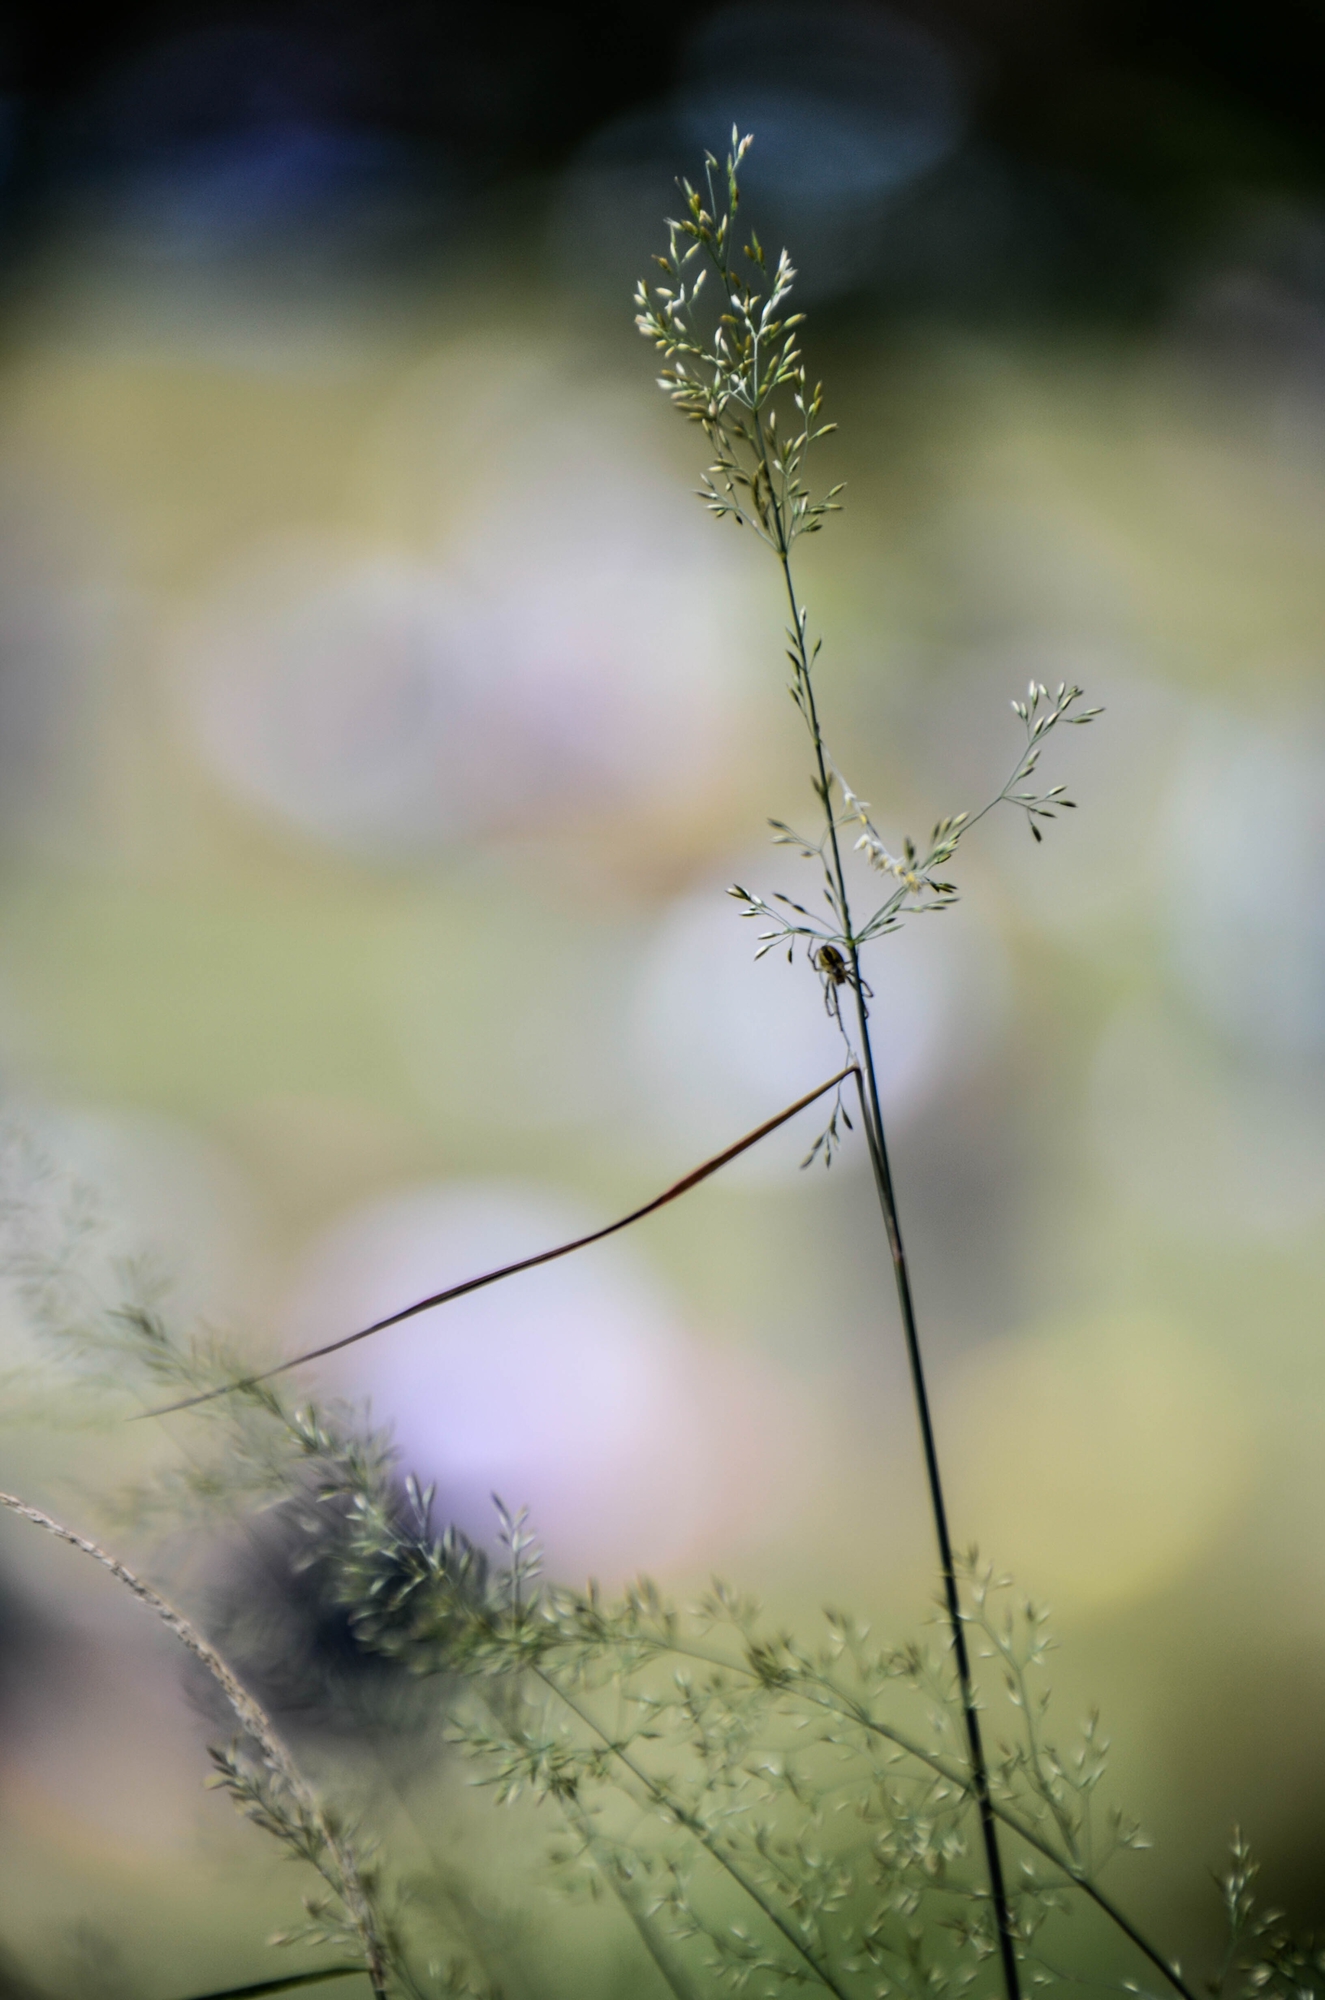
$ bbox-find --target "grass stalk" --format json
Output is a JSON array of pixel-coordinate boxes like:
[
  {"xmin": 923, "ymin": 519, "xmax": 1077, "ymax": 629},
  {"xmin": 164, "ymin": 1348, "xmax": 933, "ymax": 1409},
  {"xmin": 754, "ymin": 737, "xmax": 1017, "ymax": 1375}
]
[
  {"xmin": 628, "ymin": 135, "xmax": 1108, "ymax": 1995},
  {"xmin": 775, "ymin": 521, "xmax": 1021, "ymax": 1998}
]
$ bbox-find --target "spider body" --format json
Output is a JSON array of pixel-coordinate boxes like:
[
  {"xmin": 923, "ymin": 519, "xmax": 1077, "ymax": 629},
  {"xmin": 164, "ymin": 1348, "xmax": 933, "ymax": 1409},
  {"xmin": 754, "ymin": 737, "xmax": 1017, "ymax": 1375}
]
[{"xmin": 814, "ymin": 942, "xmax": 872, "ymax": 1021}]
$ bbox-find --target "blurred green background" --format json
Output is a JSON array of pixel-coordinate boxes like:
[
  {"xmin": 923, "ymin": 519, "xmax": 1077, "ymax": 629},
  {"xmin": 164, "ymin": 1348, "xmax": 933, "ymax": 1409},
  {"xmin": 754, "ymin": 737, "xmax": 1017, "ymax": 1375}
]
[{"xmin": 2, "ymin": 1, "xmax": 1325, "ymax": 1992}]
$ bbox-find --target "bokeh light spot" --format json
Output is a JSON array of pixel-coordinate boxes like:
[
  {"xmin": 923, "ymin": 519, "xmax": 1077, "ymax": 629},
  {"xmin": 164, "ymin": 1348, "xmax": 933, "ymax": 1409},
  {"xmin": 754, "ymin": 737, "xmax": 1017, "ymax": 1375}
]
[{"xmin": 947, "ymin": 1313, "xmax": 1258, "ymax": 1609}]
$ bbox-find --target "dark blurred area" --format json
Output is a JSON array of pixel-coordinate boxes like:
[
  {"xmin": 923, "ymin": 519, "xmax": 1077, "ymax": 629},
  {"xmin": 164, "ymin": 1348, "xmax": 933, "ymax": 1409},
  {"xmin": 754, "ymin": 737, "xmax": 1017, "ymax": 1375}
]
[{"xmin": 1, "ymin": 1, "xmax": 1323, "ymax": 320}]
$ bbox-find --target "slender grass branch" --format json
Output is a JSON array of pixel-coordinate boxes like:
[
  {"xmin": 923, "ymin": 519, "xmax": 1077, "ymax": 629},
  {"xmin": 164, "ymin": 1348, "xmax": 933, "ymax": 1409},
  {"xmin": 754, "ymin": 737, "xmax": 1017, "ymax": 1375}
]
[
  {"xmin": 559, "ymin": 1792, "xmax": 709, "ymax": 2000},
  {"xmin": 532, "ymin": 1668, "xmax": 854, "ymax": 2000},
  {"xmin": 782, "ymin": 1664, "xmax": 1194, "ymax": 2000},
  {"xmin": 527, "ymin": 1620, "xmax": 1197, "ymax": 2000},
  {"xmin": 0, "ymin": 1491, "xmax": 390, "ymax": 1999}
]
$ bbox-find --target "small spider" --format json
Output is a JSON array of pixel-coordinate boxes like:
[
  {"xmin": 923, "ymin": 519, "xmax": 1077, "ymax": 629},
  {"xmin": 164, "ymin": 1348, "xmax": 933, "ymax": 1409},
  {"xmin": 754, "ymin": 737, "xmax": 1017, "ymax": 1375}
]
[{"xmin": 814, "ymin": 943, "xmax": 871, "ymax": 1018}]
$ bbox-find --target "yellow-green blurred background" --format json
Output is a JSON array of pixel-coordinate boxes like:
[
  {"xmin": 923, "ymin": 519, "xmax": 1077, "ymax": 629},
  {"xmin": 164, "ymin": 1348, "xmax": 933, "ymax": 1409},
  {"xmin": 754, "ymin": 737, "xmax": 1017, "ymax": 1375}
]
[{"xmin": 2, "ymin": 1, "xmax": 1325, "ymax": 1992}]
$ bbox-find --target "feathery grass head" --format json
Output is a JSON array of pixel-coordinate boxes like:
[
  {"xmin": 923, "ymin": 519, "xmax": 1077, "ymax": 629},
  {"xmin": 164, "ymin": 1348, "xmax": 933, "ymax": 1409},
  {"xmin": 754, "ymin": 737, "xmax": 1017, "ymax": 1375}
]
[{"xmin": 635, "ymin": 129, "xmax": 842, "ymax": 551}]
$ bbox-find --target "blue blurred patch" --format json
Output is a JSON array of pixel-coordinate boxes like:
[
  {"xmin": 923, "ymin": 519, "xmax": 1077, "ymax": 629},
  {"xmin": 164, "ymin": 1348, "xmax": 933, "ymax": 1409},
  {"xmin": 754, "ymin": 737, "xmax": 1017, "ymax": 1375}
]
[
  {"xmin": 682, "ymin": 1, "xmax": 963, "ymax": 206},
  {"xmin": 102, "ymin": 122, "xmax": 419, "ymax": 258},
  {"xmin": 557, "ymin": 0, "xmax": 965, "ymax": 301},
  {"xmin": 46, "ymin": 22, "xmax": 445, "ymax": 261}
]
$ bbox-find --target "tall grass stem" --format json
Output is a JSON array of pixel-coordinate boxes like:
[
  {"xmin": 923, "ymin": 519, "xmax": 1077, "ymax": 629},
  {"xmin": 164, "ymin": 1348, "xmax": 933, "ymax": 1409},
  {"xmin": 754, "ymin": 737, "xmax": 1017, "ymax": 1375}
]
[{"xmin": 776, "ymin": 541, "xmax": 1022, "ymax": 2000}]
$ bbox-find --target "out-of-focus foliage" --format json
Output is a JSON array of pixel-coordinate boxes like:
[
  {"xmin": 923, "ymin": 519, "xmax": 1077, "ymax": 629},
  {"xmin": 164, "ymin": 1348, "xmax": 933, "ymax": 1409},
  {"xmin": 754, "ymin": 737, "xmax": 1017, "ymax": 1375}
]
[{"xmin": 5, "ymin": 1204, "xmax": 1320, "ymax": 1999}]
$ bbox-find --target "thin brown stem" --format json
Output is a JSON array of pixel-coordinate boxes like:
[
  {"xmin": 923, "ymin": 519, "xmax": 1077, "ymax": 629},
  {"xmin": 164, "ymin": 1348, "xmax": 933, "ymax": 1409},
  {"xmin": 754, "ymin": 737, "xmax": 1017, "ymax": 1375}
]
[{"xmin": 140, "ymin": 1064, "xmax": 858, "ymax": 1419}]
